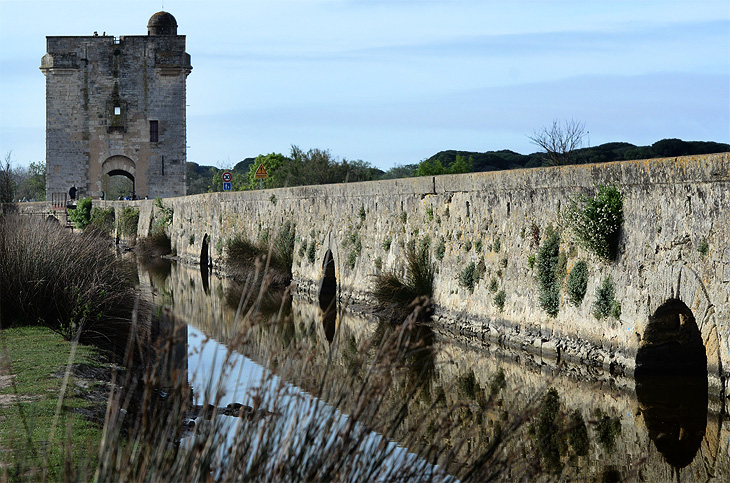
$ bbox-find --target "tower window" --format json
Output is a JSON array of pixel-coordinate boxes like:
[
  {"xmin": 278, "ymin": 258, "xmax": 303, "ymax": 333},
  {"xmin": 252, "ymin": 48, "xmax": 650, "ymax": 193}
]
[
  {"xmin": 114, "ymin": 105, "xmax": 121, "ymax": 116},
  {"xmin": 150, "ymin": 120, "xmax": 159, "ymax": 142}
]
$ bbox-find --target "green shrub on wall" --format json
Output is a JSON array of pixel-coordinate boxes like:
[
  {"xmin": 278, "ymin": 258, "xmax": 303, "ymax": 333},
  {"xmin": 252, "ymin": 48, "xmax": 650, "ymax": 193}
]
[
  {"xmin": 493, "ymin": 290, "xmax": 506, "ymax": 312},
  {"xmin": 593, "ymin": 276, "xmax": 619, "ymax": 320},
  {"xmin": 563, "ymin": 185, "xmax": 623, "ymax": 261},
  {"xmin": 566, "ymin": 260, "xmax": 588, "ymax": 307},
  {"xmin": 537, "ymin": 231, "xmax": 561, "ymax": 317},
  {"xmin": 118, "ymin": 207, "xmax": 139, "ymax": 237},
  {"xmin": 151, "ymin": 197, "xmax": 173, "ymax": 235},
  {"xmin": 459, "ymin": 262, "xmax": 478, "ymax": 293},
  {"xmin": 89, "ymin": 207, "xmax": 115, "ymax": 235}
]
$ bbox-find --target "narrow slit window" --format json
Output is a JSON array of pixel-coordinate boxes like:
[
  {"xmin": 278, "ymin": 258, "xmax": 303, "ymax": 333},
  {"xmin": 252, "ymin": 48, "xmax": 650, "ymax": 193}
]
[
  {"xmin": 114, "ymin": 105, "xmax": 121, "ymax": 116},
  {"xmin": 150, "ymin": 120, "xmax": 159, "ymax": 142}
]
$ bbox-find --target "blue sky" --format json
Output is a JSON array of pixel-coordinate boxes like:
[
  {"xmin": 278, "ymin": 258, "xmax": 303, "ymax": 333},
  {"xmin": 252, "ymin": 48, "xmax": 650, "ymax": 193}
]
[{"xmin": 1, "ymin": 0, "xmax": 728, "ymax": 170}]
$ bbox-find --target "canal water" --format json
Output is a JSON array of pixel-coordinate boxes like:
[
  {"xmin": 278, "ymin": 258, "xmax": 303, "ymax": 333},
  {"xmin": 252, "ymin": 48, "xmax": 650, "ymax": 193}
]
[{"xmin": 137, "ymin": 258, "xmax": 730, "ymax": 481}]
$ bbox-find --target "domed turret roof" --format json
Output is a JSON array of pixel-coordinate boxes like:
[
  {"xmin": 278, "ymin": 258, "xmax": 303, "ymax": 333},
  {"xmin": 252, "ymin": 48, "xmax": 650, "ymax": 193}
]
[{"xmin": 147, "ymin": 11, "xmax": 178, "ymax": 35}]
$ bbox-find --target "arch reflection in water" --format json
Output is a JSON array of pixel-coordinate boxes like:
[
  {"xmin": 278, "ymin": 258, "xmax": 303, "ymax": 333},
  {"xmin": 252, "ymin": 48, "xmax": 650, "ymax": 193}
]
[
  {"xmin": 319, "ymin": 249, "xmax": 337, "ymax": 344},
  {"xmin": 635, "ymin": 299, "xmax": 708, "ymax": 470}
]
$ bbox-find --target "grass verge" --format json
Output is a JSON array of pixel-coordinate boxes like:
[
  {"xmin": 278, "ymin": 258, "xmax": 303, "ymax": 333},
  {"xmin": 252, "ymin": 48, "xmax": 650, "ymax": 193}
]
[{"xmin": 0, "ymin": 326, "xmax": 110, "ymax": 480}]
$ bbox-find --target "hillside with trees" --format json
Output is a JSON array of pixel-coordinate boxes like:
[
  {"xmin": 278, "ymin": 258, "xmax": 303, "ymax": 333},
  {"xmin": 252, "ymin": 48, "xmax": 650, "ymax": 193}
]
[{"xmin": 186, "ymin": 139, "xmax": 729, "ymax": 194}]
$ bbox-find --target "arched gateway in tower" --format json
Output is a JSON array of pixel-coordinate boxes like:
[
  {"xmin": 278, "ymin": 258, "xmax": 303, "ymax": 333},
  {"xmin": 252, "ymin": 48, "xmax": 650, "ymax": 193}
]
[{"xmin": 40, "ymin": 11, "xmax": 191, "ymax": 201}]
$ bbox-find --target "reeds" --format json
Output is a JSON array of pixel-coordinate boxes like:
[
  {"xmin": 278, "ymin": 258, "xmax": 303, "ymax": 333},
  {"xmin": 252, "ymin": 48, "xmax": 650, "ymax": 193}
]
[{"xmin": 0, "ymin": 214, "xmax": 145, "ymax": 357}]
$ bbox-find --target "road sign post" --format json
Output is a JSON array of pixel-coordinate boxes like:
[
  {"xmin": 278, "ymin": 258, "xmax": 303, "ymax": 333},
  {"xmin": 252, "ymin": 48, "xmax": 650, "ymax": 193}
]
[
  {"xmin": 254, "ymin": 164, "xmax": 268, "ymax": 190},
  {"xmin": 222, "ymin": 171, "xmax": 232, "ymax": 191}
]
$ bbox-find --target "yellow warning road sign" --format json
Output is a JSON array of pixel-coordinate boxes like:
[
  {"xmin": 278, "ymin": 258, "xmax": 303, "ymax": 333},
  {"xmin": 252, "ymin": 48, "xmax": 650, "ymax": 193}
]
[{"xmin": 254, "ymin": 164, "xmax": 268, "ymax": 179}]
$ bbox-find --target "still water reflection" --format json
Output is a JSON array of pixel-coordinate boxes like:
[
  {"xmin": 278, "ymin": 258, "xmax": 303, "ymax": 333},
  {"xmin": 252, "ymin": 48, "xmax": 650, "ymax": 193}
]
[{"xmin": 138, "ymin": 259, "xmax": 730, "ymax": 481}]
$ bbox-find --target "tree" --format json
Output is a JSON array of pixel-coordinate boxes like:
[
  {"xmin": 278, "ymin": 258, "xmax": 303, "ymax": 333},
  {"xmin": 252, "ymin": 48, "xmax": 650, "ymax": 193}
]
[
  {"xmin": 15, "ymin": 161, "xmax": 46, "ymax": 201},
  {"xmin": 245, "ymin": 152, "xmax": 289, "ymax": 190},
  {"xmin": 529, "ymin": 119, "xmax": 587, "ymax": 166},
  {"xmin": 0, "ymin": 152, "xmax": 15, "ymax": 203}
]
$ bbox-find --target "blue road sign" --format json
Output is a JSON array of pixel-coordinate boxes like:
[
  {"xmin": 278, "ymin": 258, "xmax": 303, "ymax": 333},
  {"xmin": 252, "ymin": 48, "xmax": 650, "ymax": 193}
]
[{"xmin": 223, "ymin": 182, "xmax": 231, "ymax": 191}]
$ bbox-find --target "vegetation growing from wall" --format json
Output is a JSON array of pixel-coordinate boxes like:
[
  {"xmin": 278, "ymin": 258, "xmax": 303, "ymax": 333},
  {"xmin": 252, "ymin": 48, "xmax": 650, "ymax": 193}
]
[
  {"xmin": 372, "ymin": 237, "xmax": 434, "ymax": 322},
  {"xmin": 563, "ymin": 185, "xmax": 623, "ymax": 261},
  {"xmin": 138, "ymin": 198, "xmax": 174, "ymax": 257},
  {"xmin": 68, "ymin": 197, "xmax": 92, "ymax": 229},
  {"xmin": 536, "ymin": 230, "xmax": 561, "ymax": 317},
  {"xmin": 459, "ymin": 262, "xmax": 479, "ymax": 293},
  {"xmin": 226, "ymin": 221, "xmax": 296, "ymax": 286},
  {"xmin": 493, "ymin": 290, "xmax": 506, "ymax": 312},
  {"xmin": 118, "ymin": 206, "xmax": 139, "ymax": 238},
  {"xmin": 89, "ymin": 207, "xmax": 115, "ymax": 236},
  {"xmin": 343, "ymin": 229, "xmax": 362, "ymax": 270},
  {"xmin": 593, "ymin": 276, "xmax": 620, "ymax": 320},
  {"xmin": 435, "ymin": 238, "xmax": 446, "ymax": 260},
  {"xmin": 566, "ymin": 260, "xmax": 588, "ymax": 307}
]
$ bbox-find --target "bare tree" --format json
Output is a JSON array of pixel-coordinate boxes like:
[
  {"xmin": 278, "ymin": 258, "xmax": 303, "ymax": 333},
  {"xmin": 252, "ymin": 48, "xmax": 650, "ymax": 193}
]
[
  {"xmin": 528, "ymin": 119, "xmax": 587, "ymax": 166},
  {"xmin": 1, "ymin": 151, "xmax": 15, "ymax": 203}
]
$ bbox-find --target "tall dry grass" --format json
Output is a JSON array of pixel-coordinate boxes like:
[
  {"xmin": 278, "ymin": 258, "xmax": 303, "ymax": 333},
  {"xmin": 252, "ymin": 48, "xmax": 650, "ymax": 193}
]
[{"xmin": 0, "ymin": 214, "xmax": 145, "ymax": 358}]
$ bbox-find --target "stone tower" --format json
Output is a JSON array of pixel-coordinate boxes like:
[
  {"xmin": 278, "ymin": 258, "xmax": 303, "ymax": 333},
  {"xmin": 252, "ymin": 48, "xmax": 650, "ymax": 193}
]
[{"xmin": 40, "ymin": 11, "xmax": 192, "ymax": 201}]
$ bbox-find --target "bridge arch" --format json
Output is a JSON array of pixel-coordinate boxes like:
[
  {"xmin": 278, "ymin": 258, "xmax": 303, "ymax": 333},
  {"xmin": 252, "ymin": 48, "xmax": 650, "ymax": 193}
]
[
  {"xmin": 638, "ymin": 263, "xmax": 723, "ymax": 390},
  {"xmin": 636, "ymin": 299, "xmax": 706, "ymax": 377},
  {"xmin": 200, "ymin": 233, "xmax": 210, "ymax": 267}
]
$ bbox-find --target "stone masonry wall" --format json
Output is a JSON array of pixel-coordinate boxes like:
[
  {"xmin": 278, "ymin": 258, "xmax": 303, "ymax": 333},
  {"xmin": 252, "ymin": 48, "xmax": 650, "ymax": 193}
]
[
  {"xmin": 41, "ymin": 32, "xmax": 189, "ymax": 201},
  {"xmin": 97, "ymin": 153, "xmax": 730, "ymax": 395}
]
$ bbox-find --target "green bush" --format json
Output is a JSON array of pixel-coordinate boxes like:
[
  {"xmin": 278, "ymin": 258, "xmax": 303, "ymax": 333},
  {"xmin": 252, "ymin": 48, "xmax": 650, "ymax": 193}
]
[
  {"xmin": 566, "ymin": 260, "xmax": 588, "ymax": 306},
  {"xmin": 527, "ymin": 254, "xmax": 535, "ymax": 269},
  {"xmin": 225, "ymin": 222, "xmax": 296, "ymax": 286},
  {"xmin": 593, "ymin": 276, "xmax": 617, "ymax": 320},
  {"xmin": 343, "ymin": 229, "xmax": 361, "ymax": 271},
  {"xmin": 347, "ymin": 250, "xmax": 358, "ymax": 270},
  {"xmin": 563, "ymin": 185, "xmax": 623, "ymax": 261},
  {"xmin": 118, "ymin": 207, "xmax": 139, "ymax": 237},
  {"xmin": 89, "ymin": 207, "xmax": 115, "ymax": 235},
  {"xmin": 459, "ymin": 262, "xmax": 478, "ymax": 293},
  {"xmin": 307, "ymin": 239, "xmax": 316, "ymax": 264},
  {"xmin": 435, "ymin": 238, "xmax": 446, "ymax": 261},
  {"xmin": 68, "ymin": 197, "xmax": 92, "ymax": 229},
  {"xmin": 493, "ymin": 290, "xmax": 506, "ymax": 312},
  {"xmin": 697, "ymin": 238, "xmax": 709, "ymax": 257},
  {"xmin": 488, "ymin": 277, "xmax": 498, "ymax": 293},
  {"xmin": 274, "ymin": 220, "xmax": 296, "ymax": 272},
  {"xmin": 151, "ymin": 197, "xmax": 173, "ymax": 234},
  {"xmin": 537, "ymin": 231, "xmax": 561, "ymax": 317}
]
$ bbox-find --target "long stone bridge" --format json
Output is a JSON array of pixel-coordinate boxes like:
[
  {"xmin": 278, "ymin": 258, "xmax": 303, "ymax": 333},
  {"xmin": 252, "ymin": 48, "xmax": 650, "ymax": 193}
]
[{"xmin": 17, "ymin": 152, "xmax": 730, "ymax": 396}]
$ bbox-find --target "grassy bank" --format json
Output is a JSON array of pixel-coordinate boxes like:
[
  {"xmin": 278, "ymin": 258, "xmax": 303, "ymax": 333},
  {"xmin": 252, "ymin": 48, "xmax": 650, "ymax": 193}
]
[
  {"xmin": 0, "ymin": 326, "xmax": 111, "ymax": 480},
  {"xmin": 0, "ymin": 214, "xmax": 147, "ymax": 360}
]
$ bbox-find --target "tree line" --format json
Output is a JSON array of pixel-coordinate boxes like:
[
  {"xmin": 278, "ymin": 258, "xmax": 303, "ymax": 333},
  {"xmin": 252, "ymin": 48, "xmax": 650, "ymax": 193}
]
[{"xmin": 188, "ymin": 138, "xmax": 729, "ymax": 195}]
